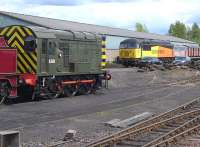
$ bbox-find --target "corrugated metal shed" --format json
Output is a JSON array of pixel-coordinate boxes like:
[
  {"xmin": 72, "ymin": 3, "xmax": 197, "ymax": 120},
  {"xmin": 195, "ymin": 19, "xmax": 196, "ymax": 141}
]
[{"xmin": 0, "ymin": 11, "xmax": 197, "ymax": 45}]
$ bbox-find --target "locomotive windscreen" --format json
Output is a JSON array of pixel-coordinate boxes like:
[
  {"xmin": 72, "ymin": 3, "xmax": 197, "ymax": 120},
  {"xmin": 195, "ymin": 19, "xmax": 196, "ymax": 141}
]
[{"xmin": 119, "ymin": 39, "xmax": 140, "ymax": 49}]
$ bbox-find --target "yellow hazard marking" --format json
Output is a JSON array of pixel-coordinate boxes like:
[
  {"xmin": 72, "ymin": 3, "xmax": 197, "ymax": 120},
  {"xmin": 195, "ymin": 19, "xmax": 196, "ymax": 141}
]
[
  {"xmin": 24, "ymin": 27, "xmax": 33, "ymax": 36},
  {"xmin": 101, "ymin": 55, "xmax": 107, "ymax": 59},
  {"xmin": 17, "ymin": 61, "xmax": 26, "ymax": 73},
  {"xmin": 101, "ymin": 41, "xmax": 106, "ymax": 45},
  {"xmin": 7, "ymin": 26, "xmax": 26, "ymax": 37},
  {"xmin": 12, "ymin": 41, "xmax": 36, "ymax": 70},
  {"xmin": 101, "ymin": 48, "xmax": 106, "ymax": 52},
  {"xmin": 0, "ymin": 27, "xmax": 9, "ymax": 35},
  {"xmin": 16, "ymin": 26, "xmax": 26, "ymax": 37},
  {"xmin": 30, "ymin": 52, "xmax": 37, "ymax": 62},
  {"xmin": 101, "ymin": 62, "xmax": 106, "ymax": 67},
  {"xmin": 7, "ymin": 26, "xmax": 16, "ymax": 37},
  {"xmin": 11, "ymin": 40, "xmax": 24, "ymax": 53},
  {"xmin": 8, "ymin": 32, "xmax": 24, "ymax": 45},
  {"xmin": 17, "ymin": 53, "xmax": 32, "ymax": 72}
]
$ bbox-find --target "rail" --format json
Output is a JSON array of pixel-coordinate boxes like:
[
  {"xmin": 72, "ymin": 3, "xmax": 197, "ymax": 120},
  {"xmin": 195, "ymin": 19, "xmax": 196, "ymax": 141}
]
[{"xmin": 86, "ymin": 97, "xmax": 200, "ymax": 147}]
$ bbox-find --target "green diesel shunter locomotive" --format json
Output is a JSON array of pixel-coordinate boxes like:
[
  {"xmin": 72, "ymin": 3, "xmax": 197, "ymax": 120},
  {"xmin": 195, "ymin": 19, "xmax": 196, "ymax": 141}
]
[{"xmin": 0, "ymin": 25, "xmax": 110, "ymax": 103}]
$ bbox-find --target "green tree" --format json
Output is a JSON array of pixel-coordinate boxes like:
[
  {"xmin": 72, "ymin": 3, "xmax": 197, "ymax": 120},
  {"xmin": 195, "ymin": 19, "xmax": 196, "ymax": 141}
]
[
  {"xmin": 186, "ymin": 26, "xmax": 192, "ymax": 40},
  {"xmin": 168, "ymin": 21, "xmax": 200, "ymax": 44},
  {"xmin": 168, "ymin": 24, "xmax": 174, "ymax": 35},
  {"xmin": 135, "ymin": 22, "xmax": 149, "ymax": 33},
  {"xmin": 168, "ymin": 21, "xmax": 187, "ymax": 39},
  {"xmin": 191, "ymin": 22, "xmax": 200, "ymax": 44}
]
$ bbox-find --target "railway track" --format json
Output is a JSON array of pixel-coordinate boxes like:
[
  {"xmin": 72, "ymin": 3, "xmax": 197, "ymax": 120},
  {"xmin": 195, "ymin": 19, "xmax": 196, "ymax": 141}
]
[
  {"xmin": 175, "ymin": 134, "xmax": 200, "ymax": 147},
  {"xmin": 86, "ymin": 97, "xmax": 200, "ymax": 147}
]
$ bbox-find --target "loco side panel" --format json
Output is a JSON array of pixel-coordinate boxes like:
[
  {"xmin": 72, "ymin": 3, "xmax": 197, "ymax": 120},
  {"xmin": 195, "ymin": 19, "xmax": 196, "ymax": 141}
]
[
  {"xmin": 142, "ymin": 46, "xmax": 158, "ymax": 58},
  {"xmin": 119, "ymin": 48, "xmax": 142, "ymax": 59},
  {"xmin": 157, "ymin": 46, "xmax": 174, "ymax": 58},
  {"xmin": 119, "ymin": 48, "xmax": 142, "ymax": 66}
]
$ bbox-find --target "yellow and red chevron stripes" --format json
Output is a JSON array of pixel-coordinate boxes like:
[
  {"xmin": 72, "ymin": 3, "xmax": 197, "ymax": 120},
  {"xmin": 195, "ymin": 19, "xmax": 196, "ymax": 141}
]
[{"xmin": 0, "ymin": 26, "xmax": 37, "ymax": 74}]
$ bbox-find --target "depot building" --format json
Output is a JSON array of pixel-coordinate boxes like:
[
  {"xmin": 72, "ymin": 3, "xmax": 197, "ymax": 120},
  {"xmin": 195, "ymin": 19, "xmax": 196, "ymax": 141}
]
[{"xmin": 0, "ymin": 11, "xmax": 198, "ymax": 62}]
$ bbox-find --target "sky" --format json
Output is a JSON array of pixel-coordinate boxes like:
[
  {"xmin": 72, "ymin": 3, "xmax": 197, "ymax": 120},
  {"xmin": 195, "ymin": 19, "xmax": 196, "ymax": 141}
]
[{"xmin": 0, "ymin": 0, "xmax": 200, "ymax": 34}]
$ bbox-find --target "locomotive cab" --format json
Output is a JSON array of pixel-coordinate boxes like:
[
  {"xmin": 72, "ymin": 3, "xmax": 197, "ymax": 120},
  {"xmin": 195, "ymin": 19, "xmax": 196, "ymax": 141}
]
[{"xmin": 119, "ymin": 39, "xmax": 142, "ymax": 66}]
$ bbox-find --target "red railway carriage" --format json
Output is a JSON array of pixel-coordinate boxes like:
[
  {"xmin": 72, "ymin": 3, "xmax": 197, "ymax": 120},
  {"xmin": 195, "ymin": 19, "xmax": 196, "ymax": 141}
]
[
  {"xmin": 174, "ymin": 46, "xmax": 200, "ymax": 59},
  {"xmin": 187, "ymin": 48, "xmax": 200, "ymax": 57}
]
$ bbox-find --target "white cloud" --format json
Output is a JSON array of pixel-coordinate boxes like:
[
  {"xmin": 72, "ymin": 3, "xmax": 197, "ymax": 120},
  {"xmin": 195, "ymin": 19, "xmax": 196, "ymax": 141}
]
[{"xmin": 0, "ymin": 0, "xmax": 200, "ymax": 34}]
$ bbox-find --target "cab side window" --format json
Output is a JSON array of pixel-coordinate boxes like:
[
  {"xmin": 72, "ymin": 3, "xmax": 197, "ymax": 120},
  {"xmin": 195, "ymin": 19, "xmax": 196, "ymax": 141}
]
[
  {"xmin": 59, "ymin": 41, "xmax": 69, "ymax": 67},
  {"xmin": 42, "ymin": 39, "xmax": 47, "ymax": 54},
  {"xmin": 142, "ymin": 45, "xmax": 151, "ymax": 51},
  {"xmin": 48, "ymin": 41, "xmax": 56, "ymax": 55}
]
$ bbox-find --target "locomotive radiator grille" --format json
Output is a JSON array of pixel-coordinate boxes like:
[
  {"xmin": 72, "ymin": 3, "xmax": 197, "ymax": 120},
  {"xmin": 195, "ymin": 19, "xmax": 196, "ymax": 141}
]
[{"xmin": 0, "ymin": 26, "xmax": 37, "ymax": 74}]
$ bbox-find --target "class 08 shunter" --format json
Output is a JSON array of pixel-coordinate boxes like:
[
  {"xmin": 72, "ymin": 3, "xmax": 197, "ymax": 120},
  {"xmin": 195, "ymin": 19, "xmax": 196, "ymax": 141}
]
[{"xmin": 0, "ymin": 25, "xmax": 110, "ymax": 103}]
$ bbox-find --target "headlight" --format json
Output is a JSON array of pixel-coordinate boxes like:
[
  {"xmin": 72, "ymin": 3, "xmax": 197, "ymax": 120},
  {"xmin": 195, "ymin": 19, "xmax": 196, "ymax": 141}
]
[{"xmin": 18, "ymin": 79, "xmax": 24, "ymax": 84}]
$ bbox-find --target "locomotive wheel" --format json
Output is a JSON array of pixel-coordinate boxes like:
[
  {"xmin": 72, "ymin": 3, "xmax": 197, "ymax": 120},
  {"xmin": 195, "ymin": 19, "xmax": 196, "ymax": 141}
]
[
  {"xmin": 50, "ymin": 93, "xmax": 60, "ymax": 99},
  {"xmin": 0, "ymin": 95, "xmax": 6, "ymax": 105},
  {"xmin": 31, "ymin": 91, "xmax": 36, "ymax": 101},
  {"xmin": 77, "ymin": 84, "xmax": 91, "ymax": 95},
  {"xmin": 63, "ymin": 85, "xmax": 78, "ymax": 97},
  {"xmin": 48, "ymin": 89, "xmax": 61, "ymax": 99},
  {"xmin": 47, "ymin": 80, "xmax": 62, "ymax": 99},
  {"xmin": 0, "ymin": 83, "xmax": 9, "ymax": 105},
  {"xmin": 41, "ymin": 88, "xmax": 61, "ymax": 99}
]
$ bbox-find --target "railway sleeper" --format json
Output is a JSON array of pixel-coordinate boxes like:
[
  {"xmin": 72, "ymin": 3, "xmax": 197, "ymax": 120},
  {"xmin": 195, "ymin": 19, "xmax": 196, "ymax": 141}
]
[
  {"xmin": 165, "ymin": 123, "xmax": 181, "ymax": 128},
  {"xmin": 152, "ymin": 128, "xmax": 173, "ymax": 133},
  {"xmin": 118, "ymin": 139, "xmax": 149, "ymax": 146}
]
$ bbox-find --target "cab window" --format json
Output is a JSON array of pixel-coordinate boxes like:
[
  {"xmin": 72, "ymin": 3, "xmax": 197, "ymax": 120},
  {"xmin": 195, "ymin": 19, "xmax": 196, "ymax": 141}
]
[
  {"xmin": 59, "ymin": 41, "xmax": 69, "ymax": 67},
  {"xmin": 142, "ymin": 45, "xmax": 151, "ymax": 51},
  {"xmin": 48, "ymin": 41, "xmax": 56, "ymax": 55},
  {"xmin": 127, "ymin": 42, "xmax": 138, "ymax": 48},
  {"xmin": 119, "ymin": 43, "xmax": 127, "ymax": 49},
  {"xmin": 24, "ymin": 36, "xmax": 36, "ymax": 52},
  {"xmin": 120, "ymin": 42, "xmax": 139, "ymax": 49}
]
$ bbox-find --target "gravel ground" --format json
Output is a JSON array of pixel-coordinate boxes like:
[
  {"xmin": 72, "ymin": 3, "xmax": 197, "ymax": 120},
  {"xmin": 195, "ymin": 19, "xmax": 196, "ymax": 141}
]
[{"xmin": 0, "ymin": 67, "xmax": 200, "ymax": 147}]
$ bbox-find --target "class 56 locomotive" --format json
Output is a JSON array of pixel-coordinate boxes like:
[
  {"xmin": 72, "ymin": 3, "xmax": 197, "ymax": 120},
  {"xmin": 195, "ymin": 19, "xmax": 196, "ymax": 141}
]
[
  {"xmin": 0, "ymin": 25, "xmax": 111, "ymax": 104},
  {"xmin": 119, "ymin": 39, "xmax": 174, "ymax": 67}
]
